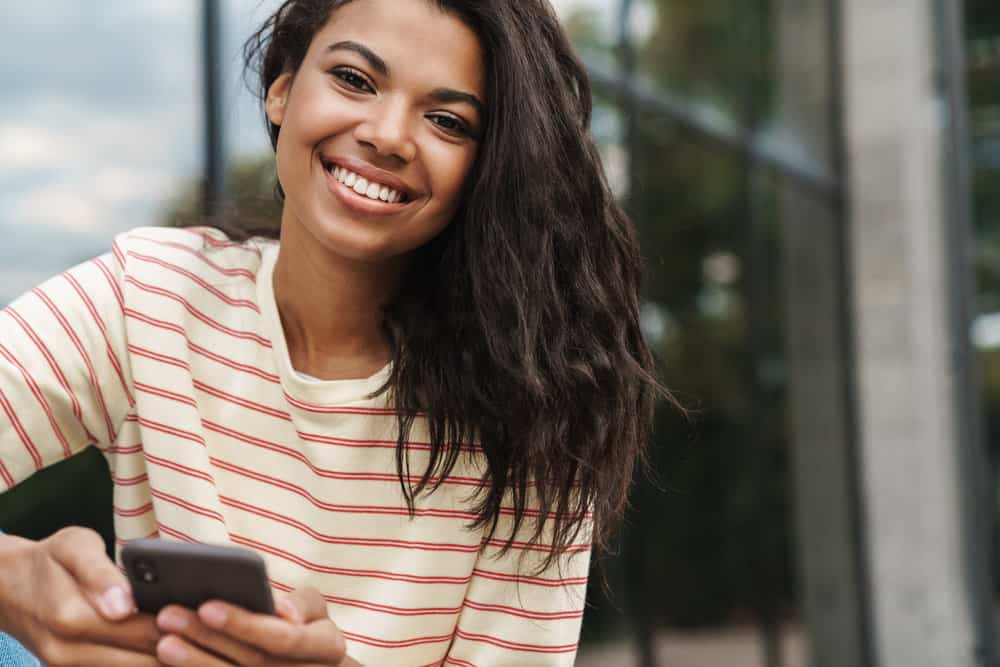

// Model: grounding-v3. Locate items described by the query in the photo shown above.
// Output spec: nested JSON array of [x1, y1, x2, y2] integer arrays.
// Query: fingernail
[[199, 603, 227, 627], [99, 586, 133, 618], [158, 637, 188, 665], [157, 608, 187, 633]]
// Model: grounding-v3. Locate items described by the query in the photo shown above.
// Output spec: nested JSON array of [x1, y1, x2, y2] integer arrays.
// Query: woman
[[0, 0, 667, 664]]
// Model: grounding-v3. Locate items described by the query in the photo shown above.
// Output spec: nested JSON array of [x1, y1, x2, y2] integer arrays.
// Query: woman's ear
[[266, 73, 293, 126]]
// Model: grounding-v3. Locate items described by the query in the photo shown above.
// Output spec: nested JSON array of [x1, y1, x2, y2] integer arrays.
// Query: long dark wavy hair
[[232, 0, 677, 572]]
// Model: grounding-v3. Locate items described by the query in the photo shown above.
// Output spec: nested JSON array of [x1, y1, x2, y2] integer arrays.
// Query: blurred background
[[1, 1, 998, 665]]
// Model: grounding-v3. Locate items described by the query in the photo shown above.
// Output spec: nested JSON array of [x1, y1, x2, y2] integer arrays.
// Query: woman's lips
[[323, 162, 412, 216]]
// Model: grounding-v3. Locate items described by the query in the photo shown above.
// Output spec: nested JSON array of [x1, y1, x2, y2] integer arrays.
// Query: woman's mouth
[[329, 164, 408, 203], [319, 158, 416, 216]]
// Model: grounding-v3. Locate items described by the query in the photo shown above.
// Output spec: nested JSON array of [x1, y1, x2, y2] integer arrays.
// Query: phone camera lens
[[134, 559, 158, 584]]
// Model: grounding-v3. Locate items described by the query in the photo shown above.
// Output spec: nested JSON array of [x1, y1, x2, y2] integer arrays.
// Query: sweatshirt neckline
[[255, 242, 392, 406]]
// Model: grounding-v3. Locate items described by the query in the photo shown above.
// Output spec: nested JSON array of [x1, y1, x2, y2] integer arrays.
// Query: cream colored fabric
[[0, 227, 590, 666]]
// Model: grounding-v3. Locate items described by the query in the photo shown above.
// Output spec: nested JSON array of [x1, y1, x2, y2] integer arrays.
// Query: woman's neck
[[272, 221, 402, 380]]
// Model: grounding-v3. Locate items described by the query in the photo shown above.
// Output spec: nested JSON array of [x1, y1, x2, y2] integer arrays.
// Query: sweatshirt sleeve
[[443, 510, 593, 666], [0, 250, 134, 490]]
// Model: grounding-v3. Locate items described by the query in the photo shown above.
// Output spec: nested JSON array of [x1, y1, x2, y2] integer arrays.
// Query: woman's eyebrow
[[429, 88, 485, 117], [325, 40, 388, 76]]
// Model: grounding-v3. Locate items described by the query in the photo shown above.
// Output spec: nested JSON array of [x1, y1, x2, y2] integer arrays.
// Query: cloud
[[9, 184, 105, 232]]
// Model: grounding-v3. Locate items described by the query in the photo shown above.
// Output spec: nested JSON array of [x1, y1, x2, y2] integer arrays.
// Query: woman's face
[[266, 0, 485, 265]]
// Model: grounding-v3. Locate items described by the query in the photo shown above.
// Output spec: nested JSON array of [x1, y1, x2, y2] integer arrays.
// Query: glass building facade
[[2, 1, 999, 665]]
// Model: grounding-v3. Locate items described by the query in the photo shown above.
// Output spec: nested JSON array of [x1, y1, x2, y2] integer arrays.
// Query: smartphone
[[121, 539, 275, 615]]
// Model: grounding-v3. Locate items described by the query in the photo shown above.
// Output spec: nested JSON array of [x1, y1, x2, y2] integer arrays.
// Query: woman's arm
[[0, 248, 152, 663], [0, 248, 134, 488]]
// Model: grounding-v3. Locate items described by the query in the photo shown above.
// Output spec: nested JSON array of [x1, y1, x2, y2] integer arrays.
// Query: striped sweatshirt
[[0, 226, 591, 666]]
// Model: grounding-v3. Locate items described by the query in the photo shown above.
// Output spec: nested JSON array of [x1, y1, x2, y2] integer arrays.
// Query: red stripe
[[126, 250, 260, 311], [114, 502, 154, 517], [0, 341, 72, 459], [219, 496, 481, 553], [172, 379, 446, 452], [128, 233, 258, 281], [111, 239, 127, 271], [63, 271, 134, 407], [274, 577, 579, 622], [461, 599, 583, 621], [105, 443, 143, 455], [202, 420, 482, 487], [115, 529, 160, 546], [135, 381, 197, 408], [471, 568, 588, 589], [183, 227, 264, 256], [192, 380, 290, 421], [453, 628, 577, 654], [125, 308, 185, 336], [0, 461, 13, 489], [33, 286, 116, 442], [146, 452, 215, 484], [444, 658, 476, 667], [151, 488, 225, 524], [0, 386, 42, 469], [111, 472, 149, 486], [123, 276, 271, 347], [189, 342, 280, 383], [5, 307, 99, 444], [136, 416, 206, 447], [284, 392, 400, 415], [123, 311, 280, 383], [93, 256, 125, 311], [483, 538, 590, 555], [128, 344, 189, 371], [209, 457, 478, 520], [340, 628, 453, 650], [230, 534, 472, 586], [270, 579, 461, 617], [158, 523, 199, 543], [191, 381, 456, 453], [296, 429, 439, 451]]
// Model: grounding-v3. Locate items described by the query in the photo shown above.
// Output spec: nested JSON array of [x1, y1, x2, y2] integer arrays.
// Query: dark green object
[[0, 448, 115, 558]]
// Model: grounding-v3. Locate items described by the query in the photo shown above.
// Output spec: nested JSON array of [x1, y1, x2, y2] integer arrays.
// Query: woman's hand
[[0, 527, 161, 666], [155, 587, 362, 666]]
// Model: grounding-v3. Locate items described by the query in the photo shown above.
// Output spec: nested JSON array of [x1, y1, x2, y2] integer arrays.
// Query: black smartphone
[[121, 539, 275, 615]]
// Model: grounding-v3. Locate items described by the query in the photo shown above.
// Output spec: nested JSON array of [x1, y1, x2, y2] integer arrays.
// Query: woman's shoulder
[[110, 225, 277, 285]]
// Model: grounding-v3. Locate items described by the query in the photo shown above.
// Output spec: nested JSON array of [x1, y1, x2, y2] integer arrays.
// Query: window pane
[[967, 0, 1000, 634], [0, 1, 201, 306], [0, 0, 201, 551], [570, 1, 825, 665]]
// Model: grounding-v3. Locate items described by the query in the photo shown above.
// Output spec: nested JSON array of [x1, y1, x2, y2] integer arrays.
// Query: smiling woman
[[0, 1, 674, 665]]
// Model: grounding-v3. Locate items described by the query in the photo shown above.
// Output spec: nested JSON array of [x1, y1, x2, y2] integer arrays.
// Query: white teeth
[[329, 164, 405, 203]]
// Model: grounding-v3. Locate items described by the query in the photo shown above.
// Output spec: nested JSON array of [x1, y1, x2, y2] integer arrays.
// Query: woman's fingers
[[277, 588, 328, 624], [44, 526, 135, 621], [157, 605, 268, 665], [30, 532, 160, 655], [33, 638, 161, 667], [189, 596, 345, 662]]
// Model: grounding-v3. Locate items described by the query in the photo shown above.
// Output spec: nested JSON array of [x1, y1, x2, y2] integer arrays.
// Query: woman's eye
[[331, 68, 373, 93], [429, 114, 470, 136]]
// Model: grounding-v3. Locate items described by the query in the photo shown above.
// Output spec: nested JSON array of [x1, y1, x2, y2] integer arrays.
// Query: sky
[[0, 0, 615, 306]]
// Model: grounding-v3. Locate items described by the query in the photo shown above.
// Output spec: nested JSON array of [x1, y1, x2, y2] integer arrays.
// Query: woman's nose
[[353, 98, 417, 163]]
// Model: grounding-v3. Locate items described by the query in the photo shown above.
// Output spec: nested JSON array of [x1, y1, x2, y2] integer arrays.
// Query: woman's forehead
[[308, 0, 485, 94]]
